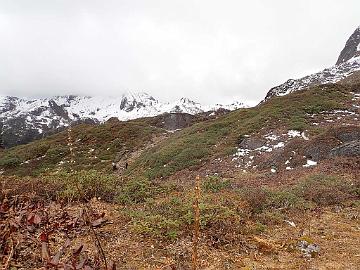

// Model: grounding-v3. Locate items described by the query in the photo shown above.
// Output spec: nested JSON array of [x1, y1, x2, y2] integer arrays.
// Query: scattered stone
[[330, 140, 360, 157], [285, 220, 296, 227], [298, 240, 320, 258]]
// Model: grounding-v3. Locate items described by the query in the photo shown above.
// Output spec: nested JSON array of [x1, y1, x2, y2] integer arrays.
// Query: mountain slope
[[2, 82, 358, 178], [0, 92, 246, 148], [265, 26, 360, 100], [127, 83, 358, 180]]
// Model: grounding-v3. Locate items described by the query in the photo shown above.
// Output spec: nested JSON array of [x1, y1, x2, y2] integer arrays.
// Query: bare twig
[[4, 238, 15, 270], [75, 183, 108, 269]]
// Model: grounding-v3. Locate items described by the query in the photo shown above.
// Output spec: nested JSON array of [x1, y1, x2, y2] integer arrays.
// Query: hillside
[[126, 83, 359, 181]]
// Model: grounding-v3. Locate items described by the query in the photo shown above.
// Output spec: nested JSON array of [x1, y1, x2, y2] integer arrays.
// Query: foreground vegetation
[[2, 170, 358, 241]]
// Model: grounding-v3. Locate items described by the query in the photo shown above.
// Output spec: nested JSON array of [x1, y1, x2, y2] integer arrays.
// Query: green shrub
[[46, 170, 118, 202], [202, 176, 230, 193], [254, 222, 267, 233], [124, 192, 242, 241], [0, 156, 22, 168], [267, 190, 308, 210], [25, 142, 50, 159], [294, 174, 355, 206], [288, 115, 307, 131], [116, 177, 153, 204], [46, 145, 69, 162]]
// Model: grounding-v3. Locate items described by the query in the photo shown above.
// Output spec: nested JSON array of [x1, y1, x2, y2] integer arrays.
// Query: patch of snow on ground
[[265, 134, 279, 141], [273, 142, 285, 149], [301, 132, 309, 140], [285, 220, 296, 227], [233, 148, 251, 157], [255, 145, 273, 152], [303, 160, 317, 167], [288, 130, 301, 137]]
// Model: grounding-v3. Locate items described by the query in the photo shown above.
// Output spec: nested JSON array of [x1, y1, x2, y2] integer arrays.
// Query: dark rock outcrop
[[336, 27, 360, 65], [331, 140, 360, 157], [264, 26, 360, 101]]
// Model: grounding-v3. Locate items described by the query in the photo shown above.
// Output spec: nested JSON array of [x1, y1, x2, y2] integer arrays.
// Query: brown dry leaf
[[39, 231, 48, 242], [73, 244, 84, 257], [33, 213, 42, 225], [41, 242, 50, 262], [253, 236, 280, 252], [50, 239, 71, 266], [91, 217, 107, 227], [107, 260, 116, 270]]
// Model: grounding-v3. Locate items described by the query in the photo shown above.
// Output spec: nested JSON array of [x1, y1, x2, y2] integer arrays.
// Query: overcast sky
[[0, 0, 359, 105]]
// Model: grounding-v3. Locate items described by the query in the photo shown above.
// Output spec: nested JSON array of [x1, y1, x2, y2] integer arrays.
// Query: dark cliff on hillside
[[264, 26, 360, 101], [336, 26, 360, 65]]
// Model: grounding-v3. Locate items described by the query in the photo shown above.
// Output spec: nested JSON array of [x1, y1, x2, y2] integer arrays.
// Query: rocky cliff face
[[264, 26, 360, 100], [337, 26, 360, 65], [0, 93, 246, 148]]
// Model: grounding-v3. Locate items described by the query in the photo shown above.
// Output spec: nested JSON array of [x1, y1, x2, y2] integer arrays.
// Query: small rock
[[298, 240, 320, 258]]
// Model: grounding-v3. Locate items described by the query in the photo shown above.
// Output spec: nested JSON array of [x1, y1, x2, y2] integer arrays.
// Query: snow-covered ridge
[[0, 92, 247, 147], [264, 26, 360, 100], [0, 92, 246, 123], [265, 56, 360, 99]]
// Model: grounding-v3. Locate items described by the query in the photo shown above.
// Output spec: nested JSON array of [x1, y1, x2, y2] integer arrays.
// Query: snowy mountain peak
[[0, 92, 247, 148], [265, 26, 360, 100], [179, 97, 199, 105], [336, 26, 360, 65]]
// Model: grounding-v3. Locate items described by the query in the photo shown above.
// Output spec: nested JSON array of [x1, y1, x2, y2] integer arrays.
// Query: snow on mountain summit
[[0, 92, 247, 147], [265, 26, 360, 100]]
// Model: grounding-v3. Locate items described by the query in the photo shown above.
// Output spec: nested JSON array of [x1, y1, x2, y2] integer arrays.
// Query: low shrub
[[124, 192, 243, 241], [202, 176, 230, 193], [116, 177, 154, 204], [0, 156, 22, 168], [46, 170, 118, 202], [294, 174, 355, 206], [240, 187, 268, 213], [46, 145, 69, 162]]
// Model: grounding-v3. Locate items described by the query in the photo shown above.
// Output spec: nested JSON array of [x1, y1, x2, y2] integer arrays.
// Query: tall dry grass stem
[[192, 175, 201, 270]]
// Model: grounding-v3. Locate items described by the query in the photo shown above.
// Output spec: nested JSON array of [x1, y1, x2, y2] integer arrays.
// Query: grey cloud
[[0, 0, 359, 104]]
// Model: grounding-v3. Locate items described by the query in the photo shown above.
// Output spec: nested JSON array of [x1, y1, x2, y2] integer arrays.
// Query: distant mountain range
[[265, 26, 360, 100], [0, 92, 246, 148]]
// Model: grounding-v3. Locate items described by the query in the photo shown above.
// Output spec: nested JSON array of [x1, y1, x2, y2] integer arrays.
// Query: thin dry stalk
[[67, 127, 76, 168], [75, 183, 108, 269], [4, 238, 15, 270], [192, 175, 201, 270], [84, 208, 108, 269]]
